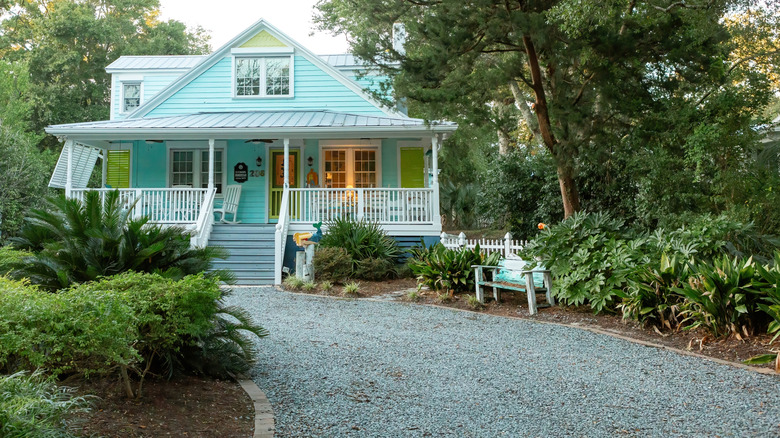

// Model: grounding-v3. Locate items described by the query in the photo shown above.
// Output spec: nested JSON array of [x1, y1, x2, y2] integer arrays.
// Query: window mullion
[[260, 58, 267, 97]]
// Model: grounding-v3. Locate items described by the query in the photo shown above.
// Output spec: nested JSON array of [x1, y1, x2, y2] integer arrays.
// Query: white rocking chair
[[214, 185, 242, 223]]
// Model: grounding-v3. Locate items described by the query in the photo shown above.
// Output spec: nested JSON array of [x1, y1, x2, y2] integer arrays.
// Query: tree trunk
[[522, 34, 581, 218], [556, 160, 581, 218]]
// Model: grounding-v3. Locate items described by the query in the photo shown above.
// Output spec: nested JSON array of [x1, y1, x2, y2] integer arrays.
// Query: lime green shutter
[[399, 147, 425, 188], [105, 150, 130, 188]]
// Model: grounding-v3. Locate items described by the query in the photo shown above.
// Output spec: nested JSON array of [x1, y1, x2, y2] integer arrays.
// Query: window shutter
[[400, 147, 425, 188], [105, 150, 130, 188]]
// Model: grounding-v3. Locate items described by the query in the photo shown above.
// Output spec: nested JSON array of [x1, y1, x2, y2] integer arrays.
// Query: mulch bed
[[71, 375, 254, 437], [283, 278, 779, 372]]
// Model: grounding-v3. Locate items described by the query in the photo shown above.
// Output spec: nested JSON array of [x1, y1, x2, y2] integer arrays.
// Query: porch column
[[283, 138, 290, 188], [208, 138, 215, 191], [64, 139, 74, 199], [101, 149, 107, 188], [431, 135, 442, 225]]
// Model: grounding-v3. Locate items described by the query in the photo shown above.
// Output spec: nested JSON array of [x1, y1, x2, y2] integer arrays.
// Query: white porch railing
[[287, 188, 435, 224], [70, 188, 210, 224], [69, 187, 216, 248], [440, 232, 528, 258]]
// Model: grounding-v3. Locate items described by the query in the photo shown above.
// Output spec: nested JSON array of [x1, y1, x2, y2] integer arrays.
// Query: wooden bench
[[472, 262, 554, 315]]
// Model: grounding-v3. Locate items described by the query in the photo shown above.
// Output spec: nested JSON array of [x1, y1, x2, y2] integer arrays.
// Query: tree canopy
[[315, 0, 780, 221]]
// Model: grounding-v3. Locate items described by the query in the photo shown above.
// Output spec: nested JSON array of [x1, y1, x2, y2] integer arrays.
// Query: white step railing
[[274, 188, 292, 285], [70, 188, 209, 224], [191, 188, 217, 248], [288, 188, 434, 224]]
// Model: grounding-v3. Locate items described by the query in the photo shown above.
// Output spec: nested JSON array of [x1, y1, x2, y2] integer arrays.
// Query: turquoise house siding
[[132, 141, 167, 187], [226, 140, 267, 223], [113, 74, 182, 121], [144, 74, 182, 101], [381, 139, 399, 188], [146, 56, 388, 118]]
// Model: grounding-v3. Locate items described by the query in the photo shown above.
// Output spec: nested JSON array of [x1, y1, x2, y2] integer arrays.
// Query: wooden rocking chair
[[214, 185, 242, 223]]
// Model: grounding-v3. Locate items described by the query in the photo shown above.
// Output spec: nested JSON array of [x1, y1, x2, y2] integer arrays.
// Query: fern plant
[[10, 191, 230, 291]]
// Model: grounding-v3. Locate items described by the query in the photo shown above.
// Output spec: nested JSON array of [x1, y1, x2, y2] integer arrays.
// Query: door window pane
[[172, 151, 194, 186], [353, 150, 377, 188], [324, 150, 347, 188]]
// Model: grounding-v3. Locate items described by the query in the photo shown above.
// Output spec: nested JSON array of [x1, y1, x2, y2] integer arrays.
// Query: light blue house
[[45, 19, 456, 284]]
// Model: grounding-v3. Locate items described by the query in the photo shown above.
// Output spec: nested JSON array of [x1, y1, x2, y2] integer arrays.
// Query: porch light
[[256, 156, 263, 167], [245, 139, 275, 144], [307, 156, 313, 167], [145, 139, 163, 144]]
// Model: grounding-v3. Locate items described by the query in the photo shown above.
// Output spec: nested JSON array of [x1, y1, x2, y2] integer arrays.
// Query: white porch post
[[64, 139, 74, 199], [208, 138, 215, 191], [431, 134, 441, 226], [101, 149, 107, 188], [283, 138, 290, 188]]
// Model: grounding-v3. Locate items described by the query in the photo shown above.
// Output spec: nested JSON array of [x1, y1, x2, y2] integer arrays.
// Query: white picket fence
[[440, 232, 527, 258]]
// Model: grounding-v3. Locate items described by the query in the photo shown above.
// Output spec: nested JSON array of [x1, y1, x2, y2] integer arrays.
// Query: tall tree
[[0, 0, 210, 148], [315, 0, 778, 218]]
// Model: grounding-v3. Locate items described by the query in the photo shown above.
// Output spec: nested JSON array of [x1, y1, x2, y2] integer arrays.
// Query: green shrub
[[9, 191, 230, 291], [0, 246, 31, 276], [0, 371, 89, 438], [405, 290, 422, 302], [320, 280, 334, 293], [755, 252, 780, 343], [676, 255, 764, 338], [342, 281, 360, 297], [619, 254, 690, 331], [355, 257, 395, 281], [523, 212, 651, 313], [283, 275, 305, 291], [319, 218, 400, 268], [0, 272, 267, 398], [302, 280, 317, 292], [408, 242, 500, 295], [466, 295, 485, 310], [313, 246, 353, 282]]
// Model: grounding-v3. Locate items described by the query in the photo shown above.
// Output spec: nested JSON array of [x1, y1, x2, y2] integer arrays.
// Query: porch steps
[[207, 224, 276, 285]]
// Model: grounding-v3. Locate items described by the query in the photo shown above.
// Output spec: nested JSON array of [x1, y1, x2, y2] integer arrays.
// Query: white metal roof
[[45, 110, 457, 141], [106, 55, 207, 71]]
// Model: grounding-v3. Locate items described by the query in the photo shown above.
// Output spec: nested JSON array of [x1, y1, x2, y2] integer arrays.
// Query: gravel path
[[227, 287, 780, 437]]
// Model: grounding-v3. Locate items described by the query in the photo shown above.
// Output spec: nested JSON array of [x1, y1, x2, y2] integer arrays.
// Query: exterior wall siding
[[146, 55, 388, 117], [132, 141, 167, 187], [381, 139, 399, 187], [112, 73, 183, 121], [226, 140, 267, 223]]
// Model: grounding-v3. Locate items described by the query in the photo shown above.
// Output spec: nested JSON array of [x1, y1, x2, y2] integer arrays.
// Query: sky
[[158, 0, 351, 55]]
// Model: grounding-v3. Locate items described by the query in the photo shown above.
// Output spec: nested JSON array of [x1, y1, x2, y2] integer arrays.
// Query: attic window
[[235, 56, 291, 97], [122, 83, 141, 113]]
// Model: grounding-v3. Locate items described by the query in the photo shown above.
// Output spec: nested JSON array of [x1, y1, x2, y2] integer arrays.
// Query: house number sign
[[233, 162, 248, 183]]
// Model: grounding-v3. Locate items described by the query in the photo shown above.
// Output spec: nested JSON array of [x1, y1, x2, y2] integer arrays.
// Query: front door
[[269, 150, 299, 220]]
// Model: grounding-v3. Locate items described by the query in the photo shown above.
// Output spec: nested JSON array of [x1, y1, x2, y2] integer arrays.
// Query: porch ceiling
[[45, 110, 457, 142]]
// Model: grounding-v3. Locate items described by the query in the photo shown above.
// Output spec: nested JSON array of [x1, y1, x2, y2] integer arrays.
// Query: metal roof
[[107, 54, 371, 72], [46, 110, 457, 140], [106, 55, 207, 71]]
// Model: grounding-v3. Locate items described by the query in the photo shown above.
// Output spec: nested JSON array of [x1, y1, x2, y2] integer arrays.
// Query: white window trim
[[319, 142, 382, 188], [231, 54, 295, 99], [166, 146, 228, 197], [120, 81, 143, 114]]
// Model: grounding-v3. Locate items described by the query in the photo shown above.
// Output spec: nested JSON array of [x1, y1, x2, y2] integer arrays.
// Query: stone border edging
[[274, 286, 777, 376], [238, 378, 275, 438]]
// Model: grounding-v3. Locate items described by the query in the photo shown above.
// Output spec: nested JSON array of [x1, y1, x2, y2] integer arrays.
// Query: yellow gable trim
[[240, 30, 287, 48]]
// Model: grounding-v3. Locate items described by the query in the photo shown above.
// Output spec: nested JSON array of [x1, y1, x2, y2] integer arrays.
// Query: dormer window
[[122, 82, 141, 113], [235, 56, 291, 97]]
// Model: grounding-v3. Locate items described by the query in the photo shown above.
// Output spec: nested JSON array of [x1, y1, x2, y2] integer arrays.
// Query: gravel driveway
[[227, 287, 780, 437]]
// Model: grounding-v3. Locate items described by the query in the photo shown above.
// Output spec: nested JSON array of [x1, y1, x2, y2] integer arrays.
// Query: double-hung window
[[323, 148, 378, 188], [122, 83, 141, 113], [235, 56, 291, 97], [170, 149, 225, 194]]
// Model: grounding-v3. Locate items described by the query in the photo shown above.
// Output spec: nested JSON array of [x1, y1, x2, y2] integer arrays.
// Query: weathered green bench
[[472, 258, 554, 315]]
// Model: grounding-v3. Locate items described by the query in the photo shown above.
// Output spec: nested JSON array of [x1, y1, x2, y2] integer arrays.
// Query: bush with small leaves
[[319, 280, 334, 294], [342, 281, 361, 297], [282, 276, 305, 291], [313, 246, 353, 282], [355, 257, 396, 281], [466, 295, 485, 310]]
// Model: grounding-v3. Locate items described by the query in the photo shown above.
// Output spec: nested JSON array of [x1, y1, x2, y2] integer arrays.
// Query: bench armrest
[[471, 265, 499, 269]]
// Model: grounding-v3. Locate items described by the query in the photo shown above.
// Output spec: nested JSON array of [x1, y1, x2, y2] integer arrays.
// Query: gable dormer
[[126, 20, 401, 119]]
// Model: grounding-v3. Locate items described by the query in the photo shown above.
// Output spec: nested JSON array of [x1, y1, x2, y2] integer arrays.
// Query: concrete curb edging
[[238, 378, 275, 438], [274, 287, 778, 376]]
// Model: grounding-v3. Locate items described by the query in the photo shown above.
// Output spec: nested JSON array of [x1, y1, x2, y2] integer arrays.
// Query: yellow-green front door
[[269, 150, 299, 220]]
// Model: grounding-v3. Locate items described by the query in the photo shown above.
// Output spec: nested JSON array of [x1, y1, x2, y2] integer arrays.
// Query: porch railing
[[274, 188, 292, 284], [70, 188, 209, 224], [287, 188, 435, 224]]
